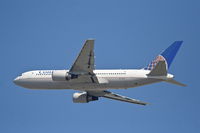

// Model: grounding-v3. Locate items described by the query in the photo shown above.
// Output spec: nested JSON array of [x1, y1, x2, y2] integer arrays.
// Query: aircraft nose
[[13, 76, 20, 85]]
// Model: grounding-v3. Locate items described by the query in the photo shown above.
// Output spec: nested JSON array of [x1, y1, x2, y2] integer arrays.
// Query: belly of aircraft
[[19, 77, 161, 90]]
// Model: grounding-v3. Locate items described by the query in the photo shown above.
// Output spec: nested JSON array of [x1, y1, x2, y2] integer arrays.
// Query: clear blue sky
[[0, 0, 199, 133]]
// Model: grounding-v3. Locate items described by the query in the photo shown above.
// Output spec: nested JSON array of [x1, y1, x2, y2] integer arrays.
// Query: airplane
[[13, 39, 186, 105]]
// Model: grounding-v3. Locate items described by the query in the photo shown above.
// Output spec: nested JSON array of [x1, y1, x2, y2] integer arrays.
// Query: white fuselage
[[14, 69, 173, 91]]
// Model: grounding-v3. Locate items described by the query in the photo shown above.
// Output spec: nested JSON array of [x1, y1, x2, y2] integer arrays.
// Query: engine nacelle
[[52, 70, 78, 81], [73, 92, 98, 103]]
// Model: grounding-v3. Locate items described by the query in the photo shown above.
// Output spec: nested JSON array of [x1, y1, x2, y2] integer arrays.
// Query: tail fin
[[144, 41, 183, 71], [145, 41, 186, 86], [147, 61, 167, 76]]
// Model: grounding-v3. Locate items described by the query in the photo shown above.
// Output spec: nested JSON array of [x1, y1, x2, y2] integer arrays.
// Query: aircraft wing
[[70, 39, 95, 74], [88, 90, 148, 105], [69, 39, 98, 83]]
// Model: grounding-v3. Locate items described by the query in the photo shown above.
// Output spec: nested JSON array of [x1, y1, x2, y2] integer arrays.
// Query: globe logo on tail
[[145, 55, 166, 70]]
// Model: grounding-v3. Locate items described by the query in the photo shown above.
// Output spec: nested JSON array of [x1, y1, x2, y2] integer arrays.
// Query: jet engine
[[52, 70, 78, 81], [73, 92, 98, 103]]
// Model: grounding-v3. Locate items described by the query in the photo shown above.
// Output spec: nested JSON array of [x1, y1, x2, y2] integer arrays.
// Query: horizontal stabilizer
[[165, 79, 187, 87]]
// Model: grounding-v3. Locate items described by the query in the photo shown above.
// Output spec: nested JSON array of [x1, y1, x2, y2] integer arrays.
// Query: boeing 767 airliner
[[14, 39, 186, 105]]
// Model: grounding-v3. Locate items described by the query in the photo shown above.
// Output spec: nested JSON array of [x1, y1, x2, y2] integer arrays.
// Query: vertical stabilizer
[[145, 41, 183, 71]]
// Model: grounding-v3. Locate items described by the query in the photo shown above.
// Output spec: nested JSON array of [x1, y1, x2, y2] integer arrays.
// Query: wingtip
[[182, 84, 187, 87], [143, 102, 150, 106], [138, 101, 149, 106]]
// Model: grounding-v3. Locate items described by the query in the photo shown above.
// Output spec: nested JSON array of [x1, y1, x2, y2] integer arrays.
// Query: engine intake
[[52, 70, 78, 81], [73, 92, 98, 103]]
